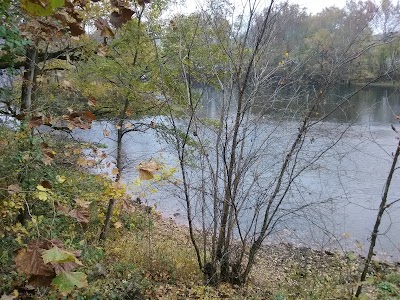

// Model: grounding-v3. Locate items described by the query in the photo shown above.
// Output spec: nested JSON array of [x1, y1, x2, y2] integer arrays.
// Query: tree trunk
[[21, 45, 38, 113], [17, 45, 38, 226], [355, 139, 400, 297], [99, 99, 128, 241]]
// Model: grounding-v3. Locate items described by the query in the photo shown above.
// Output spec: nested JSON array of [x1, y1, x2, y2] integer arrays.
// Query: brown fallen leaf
[[40, 180, 52, 189], [69, 207, 89, 224], [116, 197, 135, 213], [76, 157, 87, 167], [74, 198, 91, 208], [51, 260, 80, 274], [94, 18, 115, 38], [87, 96, 97, 107], [15, 241, 55, 276], [137, 0, 150, 6], [138, 160, 160, 180], [97, 44, 108, 57], [125, 108, 133, 117], [56, 205, 69, 216], [28, 116, 43, 128], [7, 184, 22, 195], [0, 139, 8, 150], [73, 148, 82, 155], [109, 7, 134, 28], [139, 169, 154, 180], [82, 111, 96, 122], [114, 221, 123, 229], [111, 168, 119, 175], [40, 143, 55, 166], [86, 159, 96, 167]]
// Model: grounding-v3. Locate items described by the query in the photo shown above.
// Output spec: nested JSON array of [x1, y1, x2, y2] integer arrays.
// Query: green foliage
[[21, 0, 65, 16], [74, 19, 162, 119], [52, 271, 88, 293], [376, 279, 400, 299], [161, 12, 230, 89], [81, 246, 105, 266], [0, 125, 112, 296], [0, 1, 31, 64], [42, 246, 82, 264], [385, 272, 400, 286], [273, 292, 287, 300]]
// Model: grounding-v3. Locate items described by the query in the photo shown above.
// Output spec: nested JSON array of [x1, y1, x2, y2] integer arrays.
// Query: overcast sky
[[177, 0, 350, 16], [290, 0, 347, 14]]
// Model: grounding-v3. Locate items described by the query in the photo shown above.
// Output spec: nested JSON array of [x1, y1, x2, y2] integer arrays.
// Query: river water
[[74, 84, 400, 261]]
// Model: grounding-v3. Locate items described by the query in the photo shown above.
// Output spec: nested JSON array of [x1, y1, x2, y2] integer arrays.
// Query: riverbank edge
[[137, 209, 400, 298]]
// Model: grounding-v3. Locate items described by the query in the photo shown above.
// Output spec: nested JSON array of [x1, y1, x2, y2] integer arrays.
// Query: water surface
[[74, 84, 400, 261]]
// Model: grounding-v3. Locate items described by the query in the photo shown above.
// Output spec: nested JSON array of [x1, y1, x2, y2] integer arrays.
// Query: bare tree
[[153, 0, 393, 285]]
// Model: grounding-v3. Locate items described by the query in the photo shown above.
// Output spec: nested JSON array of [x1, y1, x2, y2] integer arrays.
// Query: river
[[74, 84, 400, 261]]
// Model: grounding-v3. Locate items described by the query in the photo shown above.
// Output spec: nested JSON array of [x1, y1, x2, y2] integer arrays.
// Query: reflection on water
[[74, 84, 400, 261], [325, 85, 400, 124], [201, 84, 400, 124]]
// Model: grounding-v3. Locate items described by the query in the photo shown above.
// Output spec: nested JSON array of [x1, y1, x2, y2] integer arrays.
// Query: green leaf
[[346, 251, 357, 261], [366, 276, 375, 284], [52, 271, 88, 293], [42, 247, 81, 265], [358, 293, 369, 300], [21, 0, 65, 16]]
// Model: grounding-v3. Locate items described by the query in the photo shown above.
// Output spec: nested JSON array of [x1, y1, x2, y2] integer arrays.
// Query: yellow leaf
[[37, 192, 48, 201], [114, 221, 122, 229], [111, 168, 119, 175], [56, 175, 67, 183], [36, 185, 48, 192], [133, 178, 141, 186]]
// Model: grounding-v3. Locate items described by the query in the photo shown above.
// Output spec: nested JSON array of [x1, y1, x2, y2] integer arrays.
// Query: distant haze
[[176, 0, 352, 15], [289, 0, 348, 14]]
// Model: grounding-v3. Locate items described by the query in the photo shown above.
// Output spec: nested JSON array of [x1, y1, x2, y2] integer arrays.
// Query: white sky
[[290, 0, 348, 14], [177, 0, 350, 15]]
